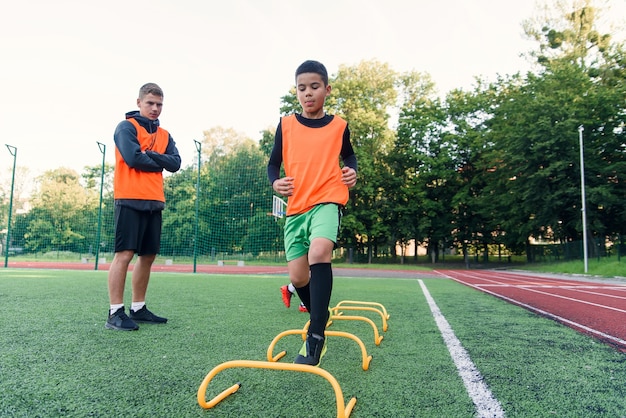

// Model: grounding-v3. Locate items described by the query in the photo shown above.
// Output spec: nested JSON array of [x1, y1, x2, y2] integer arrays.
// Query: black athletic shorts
[[114, 205, 162, 255]]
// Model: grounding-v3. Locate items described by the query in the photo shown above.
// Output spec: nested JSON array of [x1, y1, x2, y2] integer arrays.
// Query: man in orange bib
[[106, 83, 181, 331]]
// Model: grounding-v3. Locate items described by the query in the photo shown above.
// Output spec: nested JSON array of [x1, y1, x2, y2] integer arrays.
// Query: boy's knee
[[290, 270, 309, 287], [308, 244, 333, 264]]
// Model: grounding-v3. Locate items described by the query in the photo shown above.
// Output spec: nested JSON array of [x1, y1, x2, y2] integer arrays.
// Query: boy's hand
[[273, 176, 294, 196], [341, 167, 357, 188]]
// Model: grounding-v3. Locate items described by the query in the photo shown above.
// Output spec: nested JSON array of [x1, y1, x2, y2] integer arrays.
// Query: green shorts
[[284, 204, 342, 261]]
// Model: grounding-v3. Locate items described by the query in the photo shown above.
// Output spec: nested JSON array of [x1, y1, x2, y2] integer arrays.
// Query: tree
[[80, 163, 115, 255], [258, 128, 275, 158], [394, 71, 449, 262], [331, 60, 398, 262], [523, 0, 614, 69], [164, 126, 282, 258], [22, 168, 98, 253], [159, 165, 199, 257], [484, 0, 626, 258], [204, 139, 278, 256], [0, 166, 34, 240], [201, 126, 251, 162], [82, 163, 114, 197]]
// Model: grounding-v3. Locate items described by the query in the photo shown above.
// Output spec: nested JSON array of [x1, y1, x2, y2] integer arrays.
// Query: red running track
[[3, 261, 288, 275], [436, 269, 626, 352]]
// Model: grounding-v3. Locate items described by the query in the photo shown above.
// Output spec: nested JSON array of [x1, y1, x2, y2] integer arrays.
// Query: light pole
[[578, 126, 588, 273], [4, 144, 17, 268]]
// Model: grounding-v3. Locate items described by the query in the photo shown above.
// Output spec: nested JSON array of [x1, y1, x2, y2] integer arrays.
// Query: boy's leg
[[287, 255, 311, 310], [308, 261, 333, 336], [294, 238, 334, 366], [307, 234, 335, 334], [287, 205, 338, 364], [280, 283, 297, 308]]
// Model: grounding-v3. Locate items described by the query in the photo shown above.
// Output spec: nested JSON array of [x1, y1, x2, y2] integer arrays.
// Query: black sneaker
[[105, 307, 139, 331], [129, 306, 168, 324], [294, 333, 327, 366]]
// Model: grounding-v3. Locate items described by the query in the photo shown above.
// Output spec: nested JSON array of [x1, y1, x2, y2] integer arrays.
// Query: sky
[[1, 0, 624, 181]]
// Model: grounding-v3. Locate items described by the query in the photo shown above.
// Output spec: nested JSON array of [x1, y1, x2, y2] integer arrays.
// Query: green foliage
[[159, 141, 282, 260], [523, 0, 614, 70], [10, 168, 100, 254], [2, 1, 625, 265], [516, 255, 626, 278], [332, 61, 399, 260]]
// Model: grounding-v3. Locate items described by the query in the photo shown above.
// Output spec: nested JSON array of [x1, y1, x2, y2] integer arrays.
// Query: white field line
[[418, 279, 505, 418], [439, 274, 626, 348]]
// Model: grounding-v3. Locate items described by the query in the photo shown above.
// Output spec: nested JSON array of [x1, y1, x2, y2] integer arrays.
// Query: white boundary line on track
[[438, 273, 626, 348], [452, 271, 626, 315], [418, 279, 505, 418], [466, 272, 626, 301]]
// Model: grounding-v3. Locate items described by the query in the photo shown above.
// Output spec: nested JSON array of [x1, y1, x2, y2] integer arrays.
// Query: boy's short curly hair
[[295, 60, 328, 86], [139, 83, 163, 99]]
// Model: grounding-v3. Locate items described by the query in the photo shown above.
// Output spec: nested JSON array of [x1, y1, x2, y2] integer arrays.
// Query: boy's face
[[137, 93, 163, 121], [296, 72, 331, 119]]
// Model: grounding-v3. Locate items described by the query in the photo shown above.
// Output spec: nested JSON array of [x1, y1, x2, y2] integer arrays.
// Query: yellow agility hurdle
[[305, 314, 384, 346], [334, 300, 390, 320], [197, 360, 357, 418], [329, 315, 384, 346], [331, 305, 389, 332], [267, 329, 373, 370]]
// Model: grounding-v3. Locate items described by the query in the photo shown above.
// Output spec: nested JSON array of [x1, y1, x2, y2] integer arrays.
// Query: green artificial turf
[[0, 268, 625, 417], [521, 258, 626, 279], [428, 279, 626, 417]]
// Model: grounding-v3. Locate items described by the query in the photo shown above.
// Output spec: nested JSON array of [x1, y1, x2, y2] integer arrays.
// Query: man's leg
[[131, 254, 156, 303], [129, 254, 167, 323], [107, 250, 134, 305], [106, 250, 138, 330]]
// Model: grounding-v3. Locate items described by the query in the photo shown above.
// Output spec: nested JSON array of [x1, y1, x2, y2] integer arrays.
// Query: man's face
[[137, 93, 163, 120]]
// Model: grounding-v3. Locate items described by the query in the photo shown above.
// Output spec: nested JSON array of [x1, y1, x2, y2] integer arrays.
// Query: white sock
[[110, 303, 124, 316], [288, 283, 296, 294], [131, 301, 146, 312]]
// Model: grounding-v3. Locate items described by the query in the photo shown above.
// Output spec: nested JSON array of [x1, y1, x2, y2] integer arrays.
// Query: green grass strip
[[426, 278, 626, 417]]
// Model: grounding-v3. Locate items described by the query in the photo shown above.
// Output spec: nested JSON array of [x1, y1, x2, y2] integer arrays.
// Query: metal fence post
[[193, 140, 201, 273], [95, 142, 106, 270], [4, 145, 17, 268]]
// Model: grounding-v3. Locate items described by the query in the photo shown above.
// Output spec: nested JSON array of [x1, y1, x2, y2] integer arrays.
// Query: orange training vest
[[281, 114, 349, 215], [114, 118, 169, 202]]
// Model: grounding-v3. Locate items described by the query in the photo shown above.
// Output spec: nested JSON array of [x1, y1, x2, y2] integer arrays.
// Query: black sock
[[308, 263, 333, 336], [295, 282, 311, 312]]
